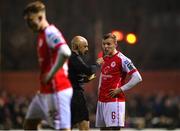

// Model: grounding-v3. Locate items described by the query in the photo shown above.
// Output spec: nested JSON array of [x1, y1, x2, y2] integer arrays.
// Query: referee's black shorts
[[71, 89, 89, 126]]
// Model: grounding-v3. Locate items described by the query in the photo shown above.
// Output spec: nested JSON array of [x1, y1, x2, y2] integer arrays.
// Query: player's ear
[[38, 16, 42, 22]]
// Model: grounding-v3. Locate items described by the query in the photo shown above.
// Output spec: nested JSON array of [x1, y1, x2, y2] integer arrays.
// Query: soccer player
[[68, 36, 99, 130], [23, 1, 72, 130], [95, 33, 142, 130]]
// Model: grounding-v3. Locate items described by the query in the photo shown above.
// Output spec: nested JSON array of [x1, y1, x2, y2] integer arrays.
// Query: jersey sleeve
[[45, 26, 67, 49], [121, 54, 137, 75]]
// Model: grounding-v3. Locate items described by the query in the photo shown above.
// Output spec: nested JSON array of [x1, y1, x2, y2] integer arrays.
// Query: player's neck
[[109, 50, 117, 57], [40, 19, 49, 31]]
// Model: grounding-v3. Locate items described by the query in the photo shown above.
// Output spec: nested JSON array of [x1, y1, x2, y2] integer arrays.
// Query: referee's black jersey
[[68, 51, 97, 91]]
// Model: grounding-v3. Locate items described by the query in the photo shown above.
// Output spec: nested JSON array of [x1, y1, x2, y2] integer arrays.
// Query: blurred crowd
[[0, 88, 30, 129], [0, 88, 179, 129], [126, 93, 180, 129]]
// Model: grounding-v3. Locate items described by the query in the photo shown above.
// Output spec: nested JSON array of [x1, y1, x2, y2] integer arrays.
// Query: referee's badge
[[111, 61, 116, 67]]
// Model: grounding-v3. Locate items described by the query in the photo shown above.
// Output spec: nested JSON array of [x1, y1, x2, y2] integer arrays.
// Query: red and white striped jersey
[[37, 25, 71, 94], [98, 51, 137, 102]]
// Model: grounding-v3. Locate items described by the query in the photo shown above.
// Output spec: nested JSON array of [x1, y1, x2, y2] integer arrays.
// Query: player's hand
[[88, 74, 96, 81], [41, 73, 52, 84], [96, 57, 104, 65], [108, 88, 122, 98]]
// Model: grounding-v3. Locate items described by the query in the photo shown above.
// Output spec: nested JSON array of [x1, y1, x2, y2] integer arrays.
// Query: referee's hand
[[96, 57, 104, 65], [88, 74, 96, 81]]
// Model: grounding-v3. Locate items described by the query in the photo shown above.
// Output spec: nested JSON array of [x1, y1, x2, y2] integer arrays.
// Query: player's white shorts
[[95, 101, 125, 127], [25, 88, 73, 129]]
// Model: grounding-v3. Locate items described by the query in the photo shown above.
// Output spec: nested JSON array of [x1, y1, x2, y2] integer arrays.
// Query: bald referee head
[[71, 36, 88, 55]]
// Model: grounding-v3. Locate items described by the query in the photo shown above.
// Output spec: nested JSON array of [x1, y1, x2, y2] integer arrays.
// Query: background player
[[68, 36, 100, 130], [23, 1, 72, 130], [96, 33, 142, 130]]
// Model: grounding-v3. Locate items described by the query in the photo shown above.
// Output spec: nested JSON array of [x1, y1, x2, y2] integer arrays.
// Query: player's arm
[[109, 71, 142, 97], [118, 71, 142, 92], [121, 71, 142, 91], [43, 27, 71, 83], [109, 54, 142, 97], [44, 44, 71, 83]]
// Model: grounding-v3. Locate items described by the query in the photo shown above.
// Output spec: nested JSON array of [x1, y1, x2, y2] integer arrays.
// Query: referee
[[68, 36, 99, 130]]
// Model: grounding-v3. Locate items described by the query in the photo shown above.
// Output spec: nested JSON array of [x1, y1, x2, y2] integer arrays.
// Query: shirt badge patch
[[127, 63, 134, 70], [48, 33, 61, 44], [111, 61, 116, 67], [53, 37, 60, 44]]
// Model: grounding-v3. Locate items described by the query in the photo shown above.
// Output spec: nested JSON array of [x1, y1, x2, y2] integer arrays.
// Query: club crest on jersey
[[111, 61, 116, 67]]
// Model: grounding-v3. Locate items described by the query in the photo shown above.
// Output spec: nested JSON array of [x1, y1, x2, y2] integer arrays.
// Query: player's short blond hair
[[23, 1, 45, 18], [103, 33, 117, 43]]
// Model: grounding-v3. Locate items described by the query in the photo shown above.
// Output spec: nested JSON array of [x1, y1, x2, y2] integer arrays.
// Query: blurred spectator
[[0, 88, 32, 129], [0, 88, 179, 129]]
